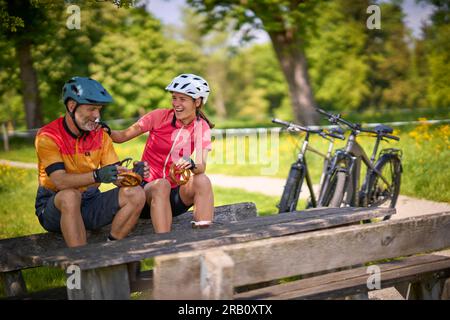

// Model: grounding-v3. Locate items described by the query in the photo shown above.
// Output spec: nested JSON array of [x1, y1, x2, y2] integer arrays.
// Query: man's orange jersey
[[35, 117, 119, 192]]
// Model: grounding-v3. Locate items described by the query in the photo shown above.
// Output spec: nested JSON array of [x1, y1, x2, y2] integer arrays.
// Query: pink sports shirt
[[137, 108, 212, 188]]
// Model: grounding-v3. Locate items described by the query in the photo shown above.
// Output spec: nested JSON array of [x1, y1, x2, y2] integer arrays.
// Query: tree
[[0, 0, 59, 129], [0, 0, 137, 129], [175, 7, 231, 120], [419, 0, 450, 108], [304, 0, 370, 112], [364, 2, 416, 110], [187, 0, 320, 125], [227, 43, 288, 120]]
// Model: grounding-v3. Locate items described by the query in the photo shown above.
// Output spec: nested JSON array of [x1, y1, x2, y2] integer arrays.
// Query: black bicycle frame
[[294, 132, 335, 208], [339, 132, 393, 206]]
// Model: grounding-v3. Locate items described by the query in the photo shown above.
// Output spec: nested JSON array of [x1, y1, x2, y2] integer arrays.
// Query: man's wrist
[[93, 169, 101, 183]]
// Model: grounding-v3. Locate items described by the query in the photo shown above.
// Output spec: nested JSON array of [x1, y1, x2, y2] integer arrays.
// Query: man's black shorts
[[35, 186, 120, 233], [139, 183, 193, 219]]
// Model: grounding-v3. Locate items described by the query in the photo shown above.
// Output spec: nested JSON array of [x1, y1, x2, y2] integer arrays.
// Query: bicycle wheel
[[320, 164, 347, 207], [278, 164, 305, 213], [365, 155, 402, 221]]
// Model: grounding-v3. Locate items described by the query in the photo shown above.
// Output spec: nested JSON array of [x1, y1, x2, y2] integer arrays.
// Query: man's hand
[[133, 161, 149, 179], [93, 164, 118, 183]]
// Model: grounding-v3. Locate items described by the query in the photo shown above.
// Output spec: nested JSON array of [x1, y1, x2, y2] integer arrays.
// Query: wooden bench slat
[[0, 202, 256, 273], [235, 250, 450, 299], [38, 207, 395, 270], [152, 212, 450, 299]]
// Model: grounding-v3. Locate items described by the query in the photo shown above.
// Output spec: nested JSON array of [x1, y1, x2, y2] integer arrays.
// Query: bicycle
[[316, 108, 402, 221], [272, 118, 345, 213]]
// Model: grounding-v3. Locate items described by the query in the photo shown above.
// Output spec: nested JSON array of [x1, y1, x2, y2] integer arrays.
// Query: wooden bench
[[153, 211, 450, 300], [1, 205, 395, 299], [0, 202, 257, 298]]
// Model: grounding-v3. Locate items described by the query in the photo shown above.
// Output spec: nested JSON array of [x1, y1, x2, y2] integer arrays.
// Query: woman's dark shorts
[[139, 183, 193, 219], [35, 186, 120, 233]]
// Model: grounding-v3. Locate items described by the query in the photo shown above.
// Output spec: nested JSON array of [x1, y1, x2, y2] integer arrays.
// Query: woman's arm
[[110, 123, 143, 144], [176, 149, 209, 174], [192, 148, 209, 174]]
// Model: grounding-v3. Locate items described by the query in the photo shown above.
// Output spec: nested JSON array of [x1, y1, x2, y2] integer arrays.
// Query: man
[[34, 76, 148, 247]]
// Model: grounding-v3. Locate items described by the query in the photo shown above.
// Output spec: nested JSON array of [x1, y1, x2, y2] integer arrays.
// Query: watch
[[189, 158, 197, 171]]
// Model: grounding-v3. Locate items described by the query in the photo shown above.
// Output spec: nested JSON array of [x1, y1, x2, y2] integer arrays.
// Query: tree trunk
[[213, 89, 227, 120], [16, 40, 43, 130], [268, 30, 319, 126]]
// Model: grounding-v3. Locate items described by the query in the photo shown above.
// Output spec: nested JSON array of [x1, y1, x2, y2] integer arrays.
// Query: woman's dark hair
[[196, 108, 215, 129]]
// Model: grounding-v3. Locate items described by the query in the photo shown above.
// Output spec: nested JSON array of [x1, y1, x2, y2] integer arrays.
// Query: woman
[[110, 74, 214, 233]]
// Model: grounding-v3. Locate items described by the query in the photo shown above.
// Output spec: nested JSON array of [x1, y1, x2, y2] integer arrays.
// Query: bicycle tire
[[320, 165, 347, 207], [365, 155, 402, 221], [278, 164, 305, 213]]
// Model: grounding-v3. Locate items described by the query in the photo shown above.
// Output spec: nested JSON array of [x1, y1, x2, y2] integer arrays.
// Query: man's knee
[[120, 186, 146, 207], [55, 188, 81, 211]]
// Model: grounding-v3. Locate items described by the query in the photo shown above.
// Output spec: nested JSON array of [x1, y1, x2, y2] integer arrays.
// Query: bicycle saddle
[[374, 125, 393, 134]]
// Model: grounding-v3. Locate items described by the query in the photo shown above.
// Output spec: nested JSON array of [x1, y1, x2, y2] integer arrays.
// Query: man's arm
[[49, 170, 98, 190], [49, 163, 120, 190]]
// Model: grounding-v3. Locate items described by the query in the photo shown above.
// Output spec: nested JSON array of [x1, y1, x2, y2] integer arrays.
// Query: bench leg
[[0, 271, 27, 297], [400, 275, 448, 300], [441, 278, 450, 300], [67, 264, 130, 300], [200, 250, 234, 300], [127, 261, 141, 283]]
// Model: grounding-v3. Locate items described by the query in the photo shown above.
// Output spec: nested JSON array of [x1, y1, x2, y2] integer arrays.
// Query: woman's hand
[[175, 157, 194, 171]]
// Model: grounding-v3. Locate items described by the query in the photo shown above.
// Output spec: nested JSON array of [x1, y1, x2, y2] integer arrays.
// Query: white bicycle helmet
[[165, 74, 210, 105]]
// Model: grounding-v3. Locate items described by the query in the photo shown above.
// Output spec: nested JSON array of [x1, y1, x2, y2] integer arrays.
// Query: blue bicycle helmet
[[62, 77, 113, 136], [62, 76, 113, 105]]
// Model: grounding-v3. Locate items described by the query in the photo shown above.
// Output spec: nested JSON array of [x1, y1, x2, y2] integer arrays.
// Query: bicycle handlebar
[[315, 108, 400, 141], [272, 118, 310, 133], [325, 131, 345, 140], [316, 108, 357, 130], [272, 118, 292, 127], [383, 134, 400, 141], [272, 118, 345, 140]]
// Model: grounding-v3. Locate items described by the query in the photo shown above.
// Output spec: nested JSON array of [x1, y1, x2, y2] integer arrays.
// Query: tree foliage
[[0, 0, 448, 129]]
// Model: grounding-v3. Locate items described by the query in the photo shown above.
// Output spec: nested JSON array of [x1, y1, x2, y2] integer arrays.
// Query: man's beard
[[76, 115, 98, 131]]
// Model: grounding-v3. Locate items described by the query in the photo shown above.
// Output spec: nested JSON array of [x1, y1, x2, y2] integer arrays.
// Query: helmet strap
[[66, 101, 88, 137]]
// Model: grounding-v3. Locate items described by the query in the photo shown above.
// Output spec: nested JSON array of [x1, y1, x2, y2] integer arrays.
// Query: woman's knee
[[193, 173, 212, 190], [149, 179, 171, 197]]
